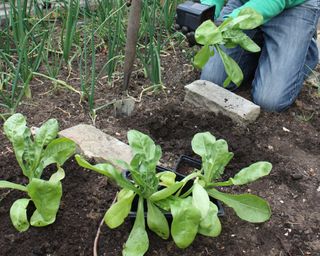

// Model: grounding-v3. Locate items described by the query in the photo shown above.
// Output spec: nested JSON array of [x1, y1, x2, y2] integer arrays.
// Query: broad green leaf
[[207, 188, 271, 223], [191, 132, 216, 157], [75, 155, 139, 193], [49, 167, 66, 183], [223, 29, 260, 53], [205, 139, 234, 181], [157, 171, 176, 187], [0, 180, 27, 192], [34, 138, 75, 178], [216, 45, 243, 87], [34, 119, 59, 148], [236, 34, 260, 52], [104, 189, 135, 228], [147, 200, 169, 239], [127, 130, 161, 162], [230, 161, 272, 185], [10, 199, 30, 232], [27, 178, 62, 225], [198, 202, 221, 237], [3, 113, 27, 144], [171, 197, 201, 249], [192, 132, 233, 181], [153, 196, 176, 212], [195, 20, 223, 45], [219, 15, 251, 32], [123, 196, 149, 256], [149, 182, 183, 201], [3, 113, 30, 176], [192, 182, 210, 219], [193, 45, 213, 69], [30, 209, 55, 227]]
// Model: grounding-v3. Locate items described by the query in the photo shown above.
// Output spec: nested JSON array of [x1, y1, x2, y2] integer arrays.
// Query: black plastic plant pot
[[123, 163, 224, 220], [175, 155, 225, 217]]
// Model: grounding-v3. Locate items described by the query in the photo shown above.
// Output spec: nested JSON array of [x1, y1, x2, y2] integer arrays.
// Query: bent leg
[[252, 0, 320, 112]]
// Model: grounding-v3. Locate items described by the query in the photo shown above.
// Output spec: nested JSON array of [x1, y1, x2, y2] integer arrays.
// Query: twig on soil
[[275, 234, 292, 256], [127, 84, 166, 103], [93, 194, 118, 256]]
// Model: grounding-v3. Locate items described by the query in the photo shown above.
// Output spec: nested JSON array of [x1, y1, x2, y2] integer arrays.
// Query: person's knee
[[200, 56, 227, 86], [252, 90, 291, 112]]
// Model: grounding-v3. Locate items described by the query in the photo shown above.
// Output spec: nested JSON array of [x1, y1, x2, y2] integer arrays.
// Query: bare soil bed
[[0, 45, 319, 256]]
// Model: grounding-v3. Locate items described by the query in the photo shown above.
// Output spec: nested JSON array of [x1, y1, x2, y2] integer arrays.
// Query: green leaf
[[149, 182, 183, 201], [3, 113, 31, 176], [223, 29, 260, 52], [157, 171, 176, 187], [49, 167, 66, 183], [3, 113, 27, 144], [10, 199, 30, 232], [195, 20, 223, 45], [171, 197, 201, 249], [198, 202, 221, 237], [27, 178, 62, 226], [192, 182, 210, 219], [123, 196, 149, 256], [147, 200, 169, 239], [127, 130, 161, 162], [216, 45, 243, 87], [75, 155, 139, 194], [193, 45, 213, 69], [0, 180, 27, 192], [34, 119, 59, 148], [230, 161, 272, 185], [207, 188, 271, 223], [104, 189, 135, 228], [192, 132, 233, 181], [191, 132, 216, 157], [34, 138, 75, 178]]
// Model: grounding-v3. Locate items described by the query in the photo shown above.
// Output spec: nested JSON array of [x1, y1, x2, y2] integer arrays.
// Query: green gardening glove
[[200, 0, 225, 19]]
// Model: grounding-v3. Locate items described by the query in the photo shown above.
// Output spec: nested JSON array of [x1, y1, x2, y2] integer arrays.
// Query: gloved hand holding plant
[[194, 8, 263, 87]]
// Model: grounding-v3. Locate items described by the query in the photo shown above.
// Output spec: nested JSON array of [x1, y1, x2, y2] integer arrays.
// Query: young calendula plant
[[194, 8, 263, 87], [76, 130, 272, 255], [0, 113, 76, 232]]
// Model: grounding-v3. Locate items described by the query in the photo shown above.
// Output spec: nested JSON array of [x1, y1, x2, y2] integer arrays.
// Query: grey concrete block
[[184, 80, 260, 125], [59, 124, 132, 168]]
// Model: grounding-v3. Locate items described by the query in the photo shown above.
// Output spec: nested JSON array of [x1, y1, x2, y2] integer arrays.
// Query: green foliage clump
[[77, 130, 272, 255], [0, 113, 76, 231]]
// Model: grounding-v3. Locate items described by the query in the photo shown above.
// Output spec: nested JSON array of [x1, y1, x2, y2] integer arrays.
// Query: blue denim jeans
[[200, 0, 320, 112]]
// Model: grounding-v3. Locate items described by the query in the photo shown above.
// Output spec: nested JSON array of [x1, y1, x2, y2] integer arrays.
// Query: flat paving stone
[[59, 124, 132, 169], [184, 80, 260, 125]]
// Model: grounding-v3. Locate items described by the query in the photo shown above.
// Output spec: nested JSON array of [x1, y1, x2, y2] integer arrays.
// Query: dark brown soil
[[0, 43, 319, 256]]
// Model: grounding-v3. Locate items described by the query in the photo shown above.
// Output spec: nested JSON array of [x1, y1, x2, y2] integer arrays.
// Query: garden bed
[[0, 46, 319, 255]]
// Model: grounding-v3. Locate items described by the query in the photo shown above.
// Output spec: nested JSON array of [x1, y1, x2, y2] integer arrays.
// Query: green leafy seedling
[[0, 113, 76, 231], [167, 131, 272, 248], [76, 130, 272, 255], [194, 8, 263, 87], [76, 130, 183, 256]]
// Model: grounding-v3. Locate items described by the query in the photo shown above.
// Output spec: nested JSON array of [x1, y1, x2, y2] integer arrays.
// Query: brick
[[184, 80, 260, 125], [59, 124, 132, 168]]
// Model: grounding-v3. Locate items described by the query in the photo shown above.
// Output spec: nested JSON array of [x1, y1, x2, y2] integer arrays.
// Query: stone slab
[[59, 124, 132, 168], [184, 80, 260, 125]]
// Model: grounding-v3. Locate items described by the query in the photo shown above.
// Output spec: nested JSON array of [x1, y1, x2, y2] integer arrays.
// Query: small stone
[[267, 145, 274, 150], [317, 186, 320, 192], [291, 173, 303, 180], [282, 127, 291, 132]]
